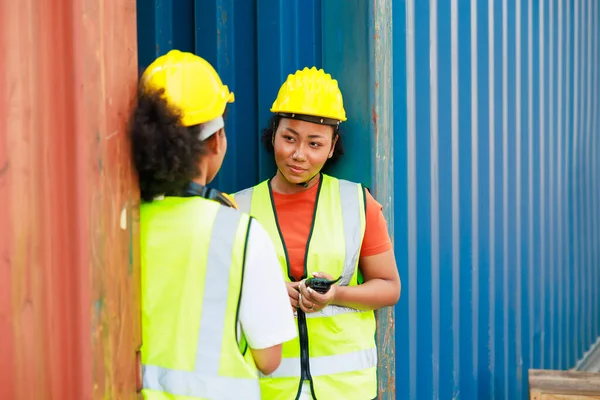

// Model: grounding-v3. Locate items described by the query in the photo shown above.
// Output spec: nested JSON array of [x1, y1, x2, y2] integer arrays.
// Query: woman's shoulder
[[230, 179, 271, 214], [323, 174, 374, 203], [322, 173, 365, 187], [232, 178, 270, 197]]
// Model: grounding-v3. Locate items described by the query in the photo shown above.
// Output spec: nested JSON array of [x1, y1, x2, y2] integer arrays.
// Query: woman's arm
[[297, 249, 401, 313], [240, 220, 298, 373], [297, 188, 401, 313], [332, 249, 400, 310]]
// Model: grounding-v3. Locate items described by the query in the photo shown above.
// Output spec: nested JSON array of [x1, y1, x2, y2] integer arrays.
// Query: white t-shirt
[[238, 219, 297, 349]]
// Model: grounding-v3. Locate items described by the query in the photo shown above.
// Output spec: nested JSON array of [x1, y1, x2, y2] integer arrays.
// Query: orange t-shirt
[[272, 183, 393, 281]]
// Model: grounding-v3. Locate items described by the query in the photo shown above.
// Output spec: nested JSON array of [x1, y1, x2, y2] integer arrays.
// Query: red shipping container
[[0, 1, 141, 398]]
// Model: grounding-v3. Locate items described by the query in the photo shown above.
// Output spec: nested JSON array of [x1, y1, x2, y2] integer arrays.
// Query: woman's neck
[[192, 161, 209, 186], [271, 170, 321, 194], [192, 176, 207, 186]]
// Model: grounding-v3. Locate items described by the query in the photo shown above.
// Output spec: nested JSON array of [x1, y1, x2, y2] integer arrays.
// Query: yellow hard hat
[[140, 50, 234, 127], [270, 67, 347, 123]]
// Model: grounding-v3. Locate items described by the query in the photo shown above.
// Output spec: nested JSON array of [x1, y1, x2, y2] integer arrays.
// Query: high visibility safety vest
[[140, 196, 260, 400], [234, 174, 378, 400]]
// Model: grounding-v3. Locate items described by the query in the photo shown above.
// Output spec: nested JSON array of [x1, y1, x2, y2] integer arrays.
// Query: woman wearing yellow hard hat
[[131, 50, 297, 400], [234, 67, 401, 400]]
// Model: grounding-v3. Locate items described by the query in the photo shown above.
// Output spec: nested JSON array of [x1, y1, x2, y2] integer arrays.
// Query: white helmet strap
[[198, 116, 224, 141]]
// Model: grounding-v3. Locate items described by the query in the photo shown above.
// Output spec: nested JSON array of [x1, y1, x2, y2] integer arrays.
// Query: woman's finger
[[299, 292, 316, 312], [288, 288, 299, 301], [298, 281, 309, 297], [286, 282, 300, 300], [289, 295, 299, 308], [299, 282, 331, 306], [307, 289, 331, 305], [311, 271, 335, 280]]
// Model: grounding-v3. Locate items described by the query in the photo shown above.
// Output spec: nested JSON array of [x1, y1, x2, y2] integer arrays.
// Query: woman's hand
[[298, 272, 337, 313], [286, 281, 301, 310]]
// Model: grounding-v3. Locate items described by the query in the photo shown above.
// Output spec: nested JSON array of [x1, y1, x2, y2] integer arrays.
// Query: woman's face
[[273, 118, 337, 185]]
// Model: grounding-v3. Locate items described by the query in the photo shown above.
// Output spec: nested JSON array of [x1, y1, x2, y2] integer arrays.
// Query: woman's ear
[[205, 129, 223, 154], [328, 134, 339, 159]]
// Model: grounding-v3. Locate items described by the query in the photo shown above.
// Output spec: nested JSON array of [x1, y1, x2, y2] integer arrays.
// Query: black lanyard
[[181, 182, 237, 209]]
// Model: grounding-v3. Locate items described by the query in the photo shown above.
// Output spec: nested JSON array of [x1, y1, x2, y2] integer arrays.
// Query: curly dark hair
[[130, 88, 208, 202], [260, 115, 345, 169]]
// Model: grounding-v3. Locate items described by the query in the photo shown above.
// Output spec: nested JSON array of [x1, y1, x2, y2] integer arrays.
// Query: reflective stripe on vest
[[260, 347, 377, 379], [143, 365, 259, 398], [142, 204, 260, 399], [337, 179, 363, 285], [304, 304, 361, 318], [234, 188, 253, 215]]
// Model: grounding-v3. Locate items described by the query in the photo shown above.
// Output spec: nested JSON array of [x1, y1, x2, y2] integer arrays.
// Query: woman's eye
[[310, 142, 322, 148], [283, 135, 294, 141]]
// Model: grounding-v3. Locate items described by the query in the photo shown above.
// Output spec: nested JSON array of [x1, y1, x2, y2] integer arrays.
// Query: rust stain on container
[[1, 0, 141, 398], [370, 0, 395, 398]]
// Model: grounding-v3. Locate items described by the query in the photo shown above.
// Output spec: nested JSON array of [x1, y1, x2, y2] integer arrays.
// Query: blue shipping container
[[137, 0, 600, 398]]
